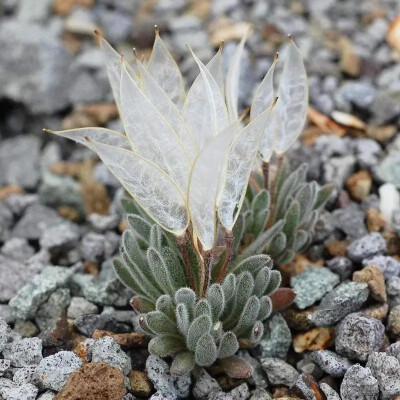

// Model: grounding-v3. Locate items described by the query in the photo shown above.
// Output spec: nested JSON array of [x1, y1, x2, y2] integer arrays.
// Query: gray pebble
[[87, 213, 119, 232], [335, 313, 385, 362], [0, 238, 35, 261], [367, 352, 400, 399], [9, 266, 72, 320], [91, 336, 131, 375], [36, 351, 82, 391], [323, 155, 355, 187], [291, 267, 340, 309], [320, 383, 341, 400], [362, 255, 400, 280], [387, 276, 400, 308], [2, 337, 42, 367], [0, 360, 10, 377], [83, 277, 131, 307], [0, 381, 38, 400], [332, 206, 367, 239], [67, 296, 99, 319], [74, 313, 130, 337], [238, 351, 268, 388], [146, 355, 191, 400], [341, 364, 379, 400], [347, 233, 386, 262], [308, 281, 369, 326], [193, 369, 220, 400], [311, 350, 352, 377], [260, 357, 299, 386], [13, 366, 38, 385], [249, 387, 272, 400], [257, 313, 291, 359], [39, 221, 80, 253], [326, 257, 354, 281]]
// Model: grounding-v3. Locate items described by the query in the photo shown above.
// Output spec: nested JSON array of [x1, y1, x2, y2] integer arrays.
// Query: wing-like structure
[[89, 141, 189, 235], [218, 106, 273, 230], [188, 126, 236, 250], [44, 127, 131, 150], [273, 38, 308, 155], [120, 64, 191, 194], [147, 30, 186, 107]]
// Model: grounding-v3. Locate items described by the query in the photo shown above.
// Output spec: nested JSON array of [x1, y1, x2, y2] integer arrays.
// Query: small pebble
[[261, 358, 299, 386], [310, 350, 352, 377], [341, 364, 379, 400], [347, 233, 386, 262], [353, 265, 387, 302], [335, 313, 385, 362]]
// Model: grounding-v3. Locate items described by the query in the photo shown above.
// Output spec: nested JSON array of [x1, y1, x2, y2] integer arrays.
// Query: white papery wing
[[89, 141, 189, 235], [44, 127, 131, 150], [273, 39, 308, 155], [225, 31, 250, 123], [206, 46, 224, 93], [97, 32, 137, 116], [188, 126, 236, 251], [120, 64, 191, 195], [138, 62, 197, 160], [147, 31, 186, 108], [218, 107, 272, 230], [250, 54, 279, 162], [183, 49, 229, 150]]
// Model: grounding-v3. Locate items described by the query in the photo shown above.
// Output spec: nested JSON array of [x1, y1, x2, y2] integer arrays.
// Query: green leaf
[[170, 352, 195, 376], [126, 214, 151, 246], [130, 296, 155, 313], [175, 288, 196, 318], [282, 200, 300, 244], [156, 295, 176, 321], [176, 303, 190, 335], [257, 296, 273, 320], [267, 232, 287, 258], [187, 314, 212, 351], [148, 334, 185, 357], [221, 273, 236, 303], [249, 320, 264, 343], [237, 219, 285, 261], [231, 254, 273, 276], [195, 333, 218, 366], [293, 230, 308, 252], [253, 267, 271, 298], [146, 311, 176, 334], [264, 270, 282, 295], [276, 249, 295, 265], [218, 332, 239, 358], [147, 247, 175, 296], [207, 284, 225, 321], [161, 247, 189, 290], [194, 299, 212, 319], [233, 295, 260, 336], [149, 224, 163, 249], [121, 197, 150, 221], [314, 183, 334, 209], [138, 314, 154, 335]]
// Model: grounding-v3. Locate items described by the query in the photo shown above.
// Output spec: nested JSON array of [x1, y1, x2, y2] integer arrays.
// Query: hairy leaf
[[156, 295, 176, 321], [195, 333, 218, 366], [187, 314, 212, 351], [234, 295, 260, 336], [146, 311, 176, 334], [175, 303, 190, 335], [170, 352, 195, 376], [220, 356, 253, 378], [207, 284, 225, 321], [218, 332, 239, 359], [149, 334, 185, 357]]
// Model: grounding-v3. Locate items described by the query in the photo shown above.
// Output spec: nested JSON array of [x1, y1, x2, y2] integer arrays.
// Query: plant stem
[[177, 235, 196, 292], [266, 154, 283, 228], [262, 161, 269, 189], [202, 250, 213, 297], [217, 229, 234, 283]]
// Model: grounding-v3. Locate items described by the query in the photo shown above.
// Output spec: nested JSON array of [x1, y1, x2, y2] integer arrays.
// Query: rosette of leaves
[[114, 204, 282, 377], [233, 162, 334, 267]]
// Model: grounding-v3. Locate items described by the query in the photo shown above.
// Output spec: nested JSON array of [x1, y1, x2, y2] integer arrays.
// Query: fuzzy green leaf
[[126, 214, 151, 246], [232, 254, 273, 276], [148, 334, 185, 357], [249, 320, 264, 343], [156, 295, 176, 321], [130, 296, 155, 313], [194, 299, 212, 319], [257, 296, 273, 320], [221, 273, 236, 303], [170, 352, 195, 376], [149, 224, 163, 249], [282, 200, 300, 244], [176, 303, 190, 335], [147, 247, 175, 296], [187, 314, 212, 351], [267, 232, 287, 258], [264, 270, 282, 295], [234, 295, 260, 336], [175, 288, 196, 318], [218, 332, 239, 359], [276, 249, 295, 265], [138, 314, 154, 335], [207, 284, 225, 321], [161, 247, 189, 290], [293, 230, 308, 252], [146, 311, 176, 334], [195, 333, 218, 366], [253, 268, 271, 298], [314, 183, 334, 209]]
